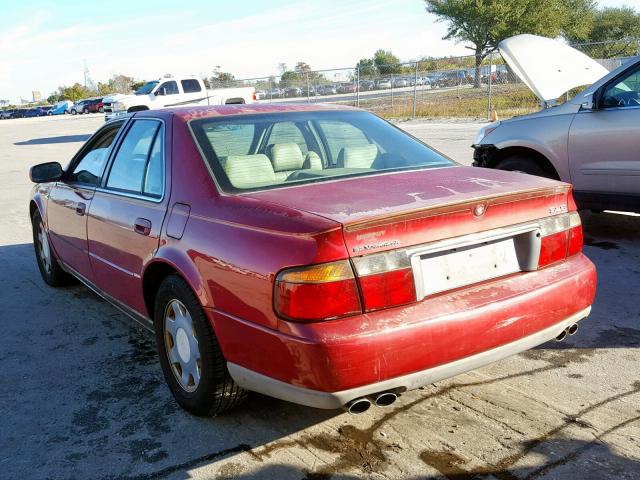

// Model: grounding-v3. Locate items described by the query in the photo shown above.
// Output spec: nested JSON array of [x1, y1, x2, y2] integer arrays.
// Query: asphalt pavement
[[1, 114, 638, 479]]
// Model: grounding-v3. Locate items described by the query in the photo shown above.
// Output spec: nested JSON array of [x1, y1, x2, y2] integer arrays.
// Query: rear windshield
[[189, 110, 454, 192]]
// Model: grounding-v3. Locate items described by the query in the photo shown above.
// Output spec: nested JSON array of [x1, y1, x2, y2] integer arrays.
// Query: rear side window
[[68, 122, 123, 186], [106, 120, 164, 198], [317, 120, 371, 163], [203, 123, 255, 157], [181, 79, 202, 93]]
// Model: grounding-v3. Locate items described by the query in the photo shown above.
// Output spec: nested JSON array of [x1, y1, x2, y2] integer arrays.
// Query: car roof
[[167, 103, 360, 122]]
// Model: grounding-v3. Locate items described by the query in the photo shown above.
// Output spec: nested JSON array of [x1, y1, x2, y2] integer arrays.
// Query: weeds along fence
[[212, 38, 640, 121]]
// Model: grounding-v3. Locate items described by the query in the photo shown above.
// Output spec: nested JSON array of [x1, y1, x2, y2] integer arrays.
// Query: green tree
[[57, 83, 92, 102], [356, 58, 377, 77], [279, 70, 301, 88], [567, 7, 640, 58], [210, 67, 236, 88], [46, 94, 61, 104], [424, 0, 595, 87], [373, 49, 402, 75]]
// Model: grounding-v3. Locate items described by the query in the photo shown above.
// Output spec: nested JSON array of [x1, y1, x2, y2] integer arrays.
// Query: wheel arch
[[489, 146, 560, 180], [142, 254, 210, 321]]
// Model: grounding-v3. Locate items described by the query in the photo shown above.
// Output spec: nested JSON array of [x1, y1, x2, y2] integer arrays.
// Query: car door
[[47, 122, 124, 280], [180, 79, 208, 105], [568, 63, 640, 201], [156, 80, 180, 108], [87, 118, 169, 317]]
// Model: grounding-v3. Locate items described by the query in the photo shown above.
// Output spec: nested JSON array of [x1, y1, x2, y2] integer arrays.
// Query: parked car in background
[[10, 108, 29, 118], [50, 100, 73, 115], [102, 77, 255, 121], [335, 83, 354, 94], [70, 100, 91, 115], [255, 90, 267, 100], [30, 103, 595, 416], [317, 85, 338, 95], [392, 78, 408, 88], [358, 80, 375, 91], [0, 109, 14, 119], [376, 78, 392, 89], [24, 107, 48, 117], [84, 98, 105, 113], [301, 85, 316, 96], [40, 106, 54, 115], [268, 88, 282, 98], [284, 87, 302, 98], [473, 34, 640, 213]]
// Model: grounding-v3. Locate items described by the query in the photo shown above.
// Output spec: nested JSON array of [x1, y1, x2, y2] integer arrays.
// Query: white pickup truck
[[103, 77, 255, 120]]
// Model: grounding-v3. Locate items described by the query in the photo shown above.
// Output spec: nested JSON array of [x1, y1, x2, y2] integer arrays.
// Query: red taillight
[[274, 260, 361, 322], [538, 211, 582, 268], [352, 250, 417, 312], [358, 268, 416, 312], [252, 91, 257, 101]]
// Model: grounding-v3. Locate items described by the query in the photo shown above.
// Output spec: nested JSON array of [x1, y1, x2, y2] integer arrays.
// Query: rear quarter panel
[[153, 116, 346, 330]]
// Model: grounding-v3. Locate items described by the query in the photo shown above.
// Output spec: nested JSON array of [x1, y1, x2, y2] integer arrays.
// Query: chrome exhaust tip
[[567, 323, 579, 336], [373, 392, 398, 407], [555, 329, 568, 342], [345, 397, 371, 415]]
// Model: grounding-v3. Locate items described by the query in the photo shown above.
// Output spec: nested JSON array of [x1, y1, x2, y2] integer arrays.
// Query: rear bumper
[[227, 306, 590, 409], [208, 253, 596, 407]]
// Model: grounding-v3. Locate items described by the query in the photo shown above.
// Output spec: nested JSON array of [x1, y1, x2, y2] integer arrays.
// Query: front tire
[[71, 109, 77, 115], [31, 210, 73, 286], [495, 155, 553, 179], [154, 275, 247, 416]]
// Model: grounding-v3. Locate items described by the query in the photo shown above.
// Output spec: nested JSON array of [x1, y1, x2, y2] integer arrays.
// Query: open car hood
[[499, 34, 609, 104]]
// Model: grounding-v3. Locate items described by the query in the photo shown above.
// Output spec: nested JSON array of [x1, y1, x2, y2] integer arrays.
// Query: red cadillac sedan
[[29, 104, 596, 416]]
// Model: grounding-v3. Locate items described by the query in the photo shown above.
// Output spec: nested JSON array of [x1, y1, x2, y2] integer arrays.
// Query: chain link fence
[[212, 38, 640, 121]]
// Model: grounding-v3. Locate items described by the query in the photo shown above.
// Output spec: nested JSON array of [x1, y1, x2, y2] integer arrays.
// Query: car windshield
[[190, 110, 454, 193], [135, 81, 159, 95]]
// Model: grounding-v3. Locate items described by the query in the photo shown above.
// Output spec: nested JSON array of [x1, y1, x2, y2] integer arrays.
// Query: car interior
[[194, 112, 452, 191]]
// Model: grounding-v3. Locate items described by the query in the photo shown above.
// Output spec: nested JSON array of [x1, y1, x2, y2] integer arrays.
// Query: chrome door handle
[[75, 202, 86, 216], [134, 218, 152, 236]]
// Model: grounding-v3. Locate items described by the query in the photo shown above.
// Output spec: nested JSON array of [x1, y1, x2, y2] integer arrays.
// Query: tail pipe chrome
[[344, 397, 371, 415], [555, 323, 579, 341], [372, 391, 398, 407]]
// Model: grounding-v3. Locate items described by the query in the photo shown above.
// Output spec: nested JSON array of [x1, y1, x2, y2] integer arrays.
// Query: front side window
[[67, 122, 123, 186], [602, 66, 640, 108], [159, 81, 179, 95], [190, 111, 453, 192], [106, 120, 163, 197], [181, 79, 202, 93]]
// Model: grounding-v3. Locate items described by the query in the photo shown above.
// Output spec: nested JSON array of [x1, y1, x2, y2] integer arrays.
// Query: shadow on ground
[[14, 134, 91, 145], [1, 210, 638, 480]]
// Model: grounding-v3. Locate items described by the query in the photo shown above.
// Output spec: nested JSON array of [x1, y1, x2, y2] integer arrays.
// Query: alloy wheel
[[163, 299, 201, 393], [37, 221, 52, 274]]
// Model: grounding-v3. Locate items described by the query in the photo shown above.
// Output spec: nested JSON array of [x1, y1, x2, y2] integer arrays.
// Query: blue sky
[[1, 0, 639, 102]]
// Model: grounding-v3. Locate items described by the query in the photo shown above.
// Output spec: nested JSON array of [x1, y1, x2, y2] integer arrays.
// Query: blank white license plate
[[419, 237, 521, 297]]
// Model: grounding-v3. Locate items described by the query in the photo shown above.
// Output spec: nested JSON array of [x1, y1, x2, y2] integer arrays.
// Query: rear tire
[[154, 275, 247, 416], [495, 155, 553, 179], [83, 108, 89, 114], [31, 210, 73, 287], [71, 109, 77, 115]]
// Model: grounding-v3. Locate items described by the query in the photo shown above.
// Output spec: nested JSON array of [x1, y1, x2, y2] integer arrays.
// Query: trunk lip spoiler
[[344, 185, 571, 232]]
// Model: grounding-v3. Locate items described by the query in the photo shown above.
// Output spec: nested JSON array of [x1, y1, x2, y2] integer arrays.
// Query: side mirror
[[30, 162, 63, 183], [155, 87, 166, 96]]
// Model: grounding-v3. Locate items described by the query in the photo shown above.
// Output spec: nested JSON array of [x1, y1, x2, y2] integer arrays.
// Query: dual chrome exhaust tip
[[344, 391, 399, 414], [555, 323, 579, 342]]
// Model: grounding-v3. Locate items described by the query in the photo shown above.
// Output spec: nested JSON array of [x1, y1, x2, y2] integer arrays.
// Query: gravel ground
[[0, 114, 638, 480]]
